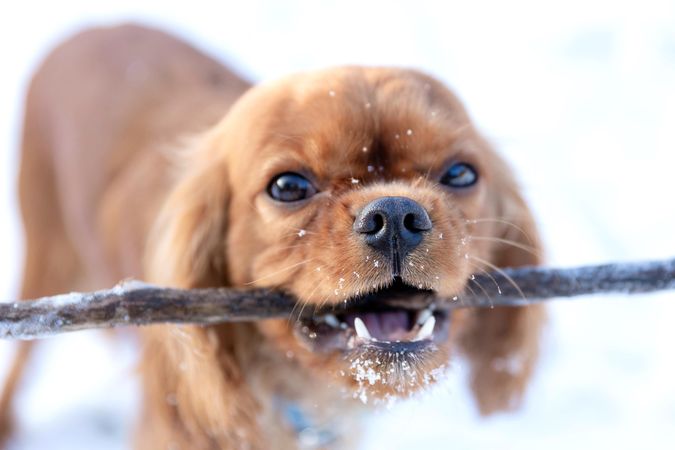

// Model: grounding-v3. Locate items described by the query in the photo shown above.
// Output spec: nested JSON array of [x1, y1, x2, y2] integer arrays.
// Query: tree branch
[[1, 258, 673, 340]]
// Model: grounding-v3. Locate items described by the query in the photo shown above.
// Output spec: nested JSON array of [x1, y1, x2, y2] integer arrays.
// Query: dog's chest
[[249, 352, 365, 450]]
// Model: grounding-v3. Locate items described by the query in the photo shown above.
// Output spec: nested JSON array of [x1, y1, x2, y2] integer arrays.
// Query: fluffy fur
[[0, 24, 545, 450]]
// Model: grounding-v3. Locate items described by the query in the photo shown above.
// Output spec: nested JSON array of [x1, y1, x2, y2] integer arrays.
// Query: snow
[[19, 292, 88, 308], [1, 1, 675, 449]]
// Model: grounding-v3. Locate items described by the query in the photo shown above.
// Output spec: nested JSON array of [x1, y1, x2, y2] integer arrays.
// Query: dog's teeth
[[416, 308, 432, 325], [414, 315, 436, 341], [324, 314, 340, 328], [354, 317, 372, 340]]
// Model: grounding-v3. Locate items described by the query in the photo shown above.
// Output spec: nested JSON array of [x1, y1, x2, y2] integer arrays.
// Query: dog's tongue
[[346, 311, 411, 341]]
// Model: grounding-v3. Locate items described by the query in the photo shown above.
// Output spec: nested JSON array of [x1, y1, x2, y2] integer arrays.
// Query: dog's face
[[150, 67, 543, 410]]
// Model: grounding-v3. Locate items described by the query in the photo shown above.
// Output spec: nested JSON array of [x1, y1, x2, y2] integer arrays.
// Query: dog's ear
[[138, 130, 262, 448], [145, 129, 230, 289], [138, 324, 262, 448], [459, 161, 546, 415]]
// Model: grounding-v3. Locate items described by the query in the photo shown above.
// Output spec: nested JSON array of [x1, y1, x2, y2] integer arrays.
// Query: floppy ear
[[459, 170, 546, 415], [145, 129, 230, 289], [137, 131, 262, 449]]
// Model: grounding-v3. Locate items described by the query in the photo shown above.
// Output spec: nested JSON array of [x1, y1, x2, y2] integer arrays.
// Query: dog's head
[[148, 67, 544, 413]]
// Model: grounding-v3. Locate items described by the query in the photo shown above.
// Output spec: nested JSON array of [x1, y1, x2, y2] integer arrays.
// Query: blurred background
[[1, 1, 675, 449]]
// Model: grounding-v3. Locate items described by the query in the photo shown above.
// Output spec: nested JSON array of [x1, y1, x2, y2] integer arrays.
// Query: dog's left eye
[[440, 162, 478, 188], [267, 172, 317, 202]]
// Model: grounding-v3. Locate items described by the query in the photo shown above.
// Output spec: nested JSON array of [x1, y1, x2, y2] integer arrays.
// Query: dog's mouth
[[294, 279, 450, 354]]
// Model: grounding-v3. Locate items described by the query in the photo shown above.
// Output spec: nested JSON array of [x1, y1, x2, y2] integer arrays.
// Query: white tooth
[[324, 314, 340, 328], [417, 308, 432, 325], [415, 316, 436, 341], [354, 317, 372, 340]]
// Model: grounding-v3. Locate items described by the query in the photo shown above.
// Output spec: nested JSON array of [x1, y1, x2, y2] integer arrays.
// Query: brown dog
[[1, 23, 544, 450]]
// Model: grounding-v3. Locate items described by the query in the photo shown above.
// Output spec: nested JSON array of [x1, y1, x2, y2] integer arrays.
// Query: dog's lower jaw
[[251, 312, 457, 448]]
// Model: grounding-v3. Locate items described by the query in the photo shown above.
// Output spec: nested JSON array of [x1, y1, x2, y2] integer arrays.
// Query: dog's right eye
[[267, 173, 317, 202]]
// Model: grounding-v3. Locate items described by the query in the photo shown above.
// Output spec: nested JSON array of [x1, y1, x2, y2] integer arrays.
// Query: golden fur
[[1, 24, 544, 449]]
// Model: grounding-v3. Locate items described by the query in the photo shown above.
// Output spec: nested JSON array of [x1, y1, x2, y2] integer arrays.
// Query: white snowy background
[[1, 1, 675, 449]]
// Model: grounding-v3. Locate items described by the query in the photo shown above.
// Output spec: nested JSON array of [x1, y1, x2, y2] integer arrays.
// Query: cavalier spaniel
[[0, 23, 544, 450]]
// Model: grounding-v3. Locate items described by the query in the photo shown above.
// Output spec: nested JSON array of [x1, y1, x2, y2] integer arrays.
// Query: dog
[[0, 23, 544, 450]]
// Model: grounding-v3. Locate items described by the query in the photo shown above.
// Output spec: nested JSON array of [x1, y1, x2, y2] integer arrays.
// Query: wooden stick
[[1, 258, 674, 340]]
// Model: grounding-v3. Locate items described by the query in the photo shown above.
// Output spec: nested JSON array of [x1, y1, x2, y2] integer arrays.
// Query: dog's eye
[[440, 162, 478, 188], [267, 172, 317, 202]]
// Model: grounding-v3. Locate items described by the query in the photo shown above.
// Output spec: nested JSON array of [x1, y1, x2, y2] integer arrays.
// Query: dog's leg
[[0, 343, 32, 446], [0, 85, 84, 446]]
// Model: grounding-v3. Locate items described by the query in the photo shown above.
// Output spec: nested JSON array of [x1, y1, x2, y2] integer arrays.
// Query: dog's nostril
[[403, 210, 432, 233], [371, 213, 385, 234], [354, 210, 386, 234], [403, 213, 417, 232]]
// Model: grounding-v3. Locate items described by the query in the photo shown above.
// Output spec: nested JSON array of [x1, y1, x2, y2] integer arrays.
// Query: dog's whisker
[[288, 288, 308, 327], [467, 217, 534, 244], [462, 281, 485, 307], [469, 255, 527, 302], [468, 236, 541, 258], [465, 259, 503, 295], [288, 271, 335, 327], [293, 304, 310, 327], [277, 227, 318, 239], [245, 257, 316, 286], [291, 228, 319, 237], [420, 145, 448, 184], [267, 240, 321, 258], [243, 204, 317, 240], [317, 291, 335, 312], [270, 243, 311, 253], [469, 274, 494, 309], [290, 281, 324, 327], [306, 281, 340, 321], [289, 297, 307, 328]]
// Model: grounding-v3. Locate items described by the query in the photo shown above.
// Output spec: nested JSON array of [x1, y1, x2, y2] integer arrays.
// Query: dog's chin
[[293, 279, 454, 402]]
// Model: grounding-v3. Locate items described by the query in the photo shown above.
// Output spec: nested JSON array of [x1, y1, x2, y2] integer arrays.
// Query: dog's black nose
[[353, 196, 432, 269]]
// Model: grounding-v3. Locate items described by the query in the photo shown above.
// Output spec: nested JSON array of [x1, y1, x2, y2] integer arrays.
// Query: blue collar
[[275, 396, 341, 449]]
